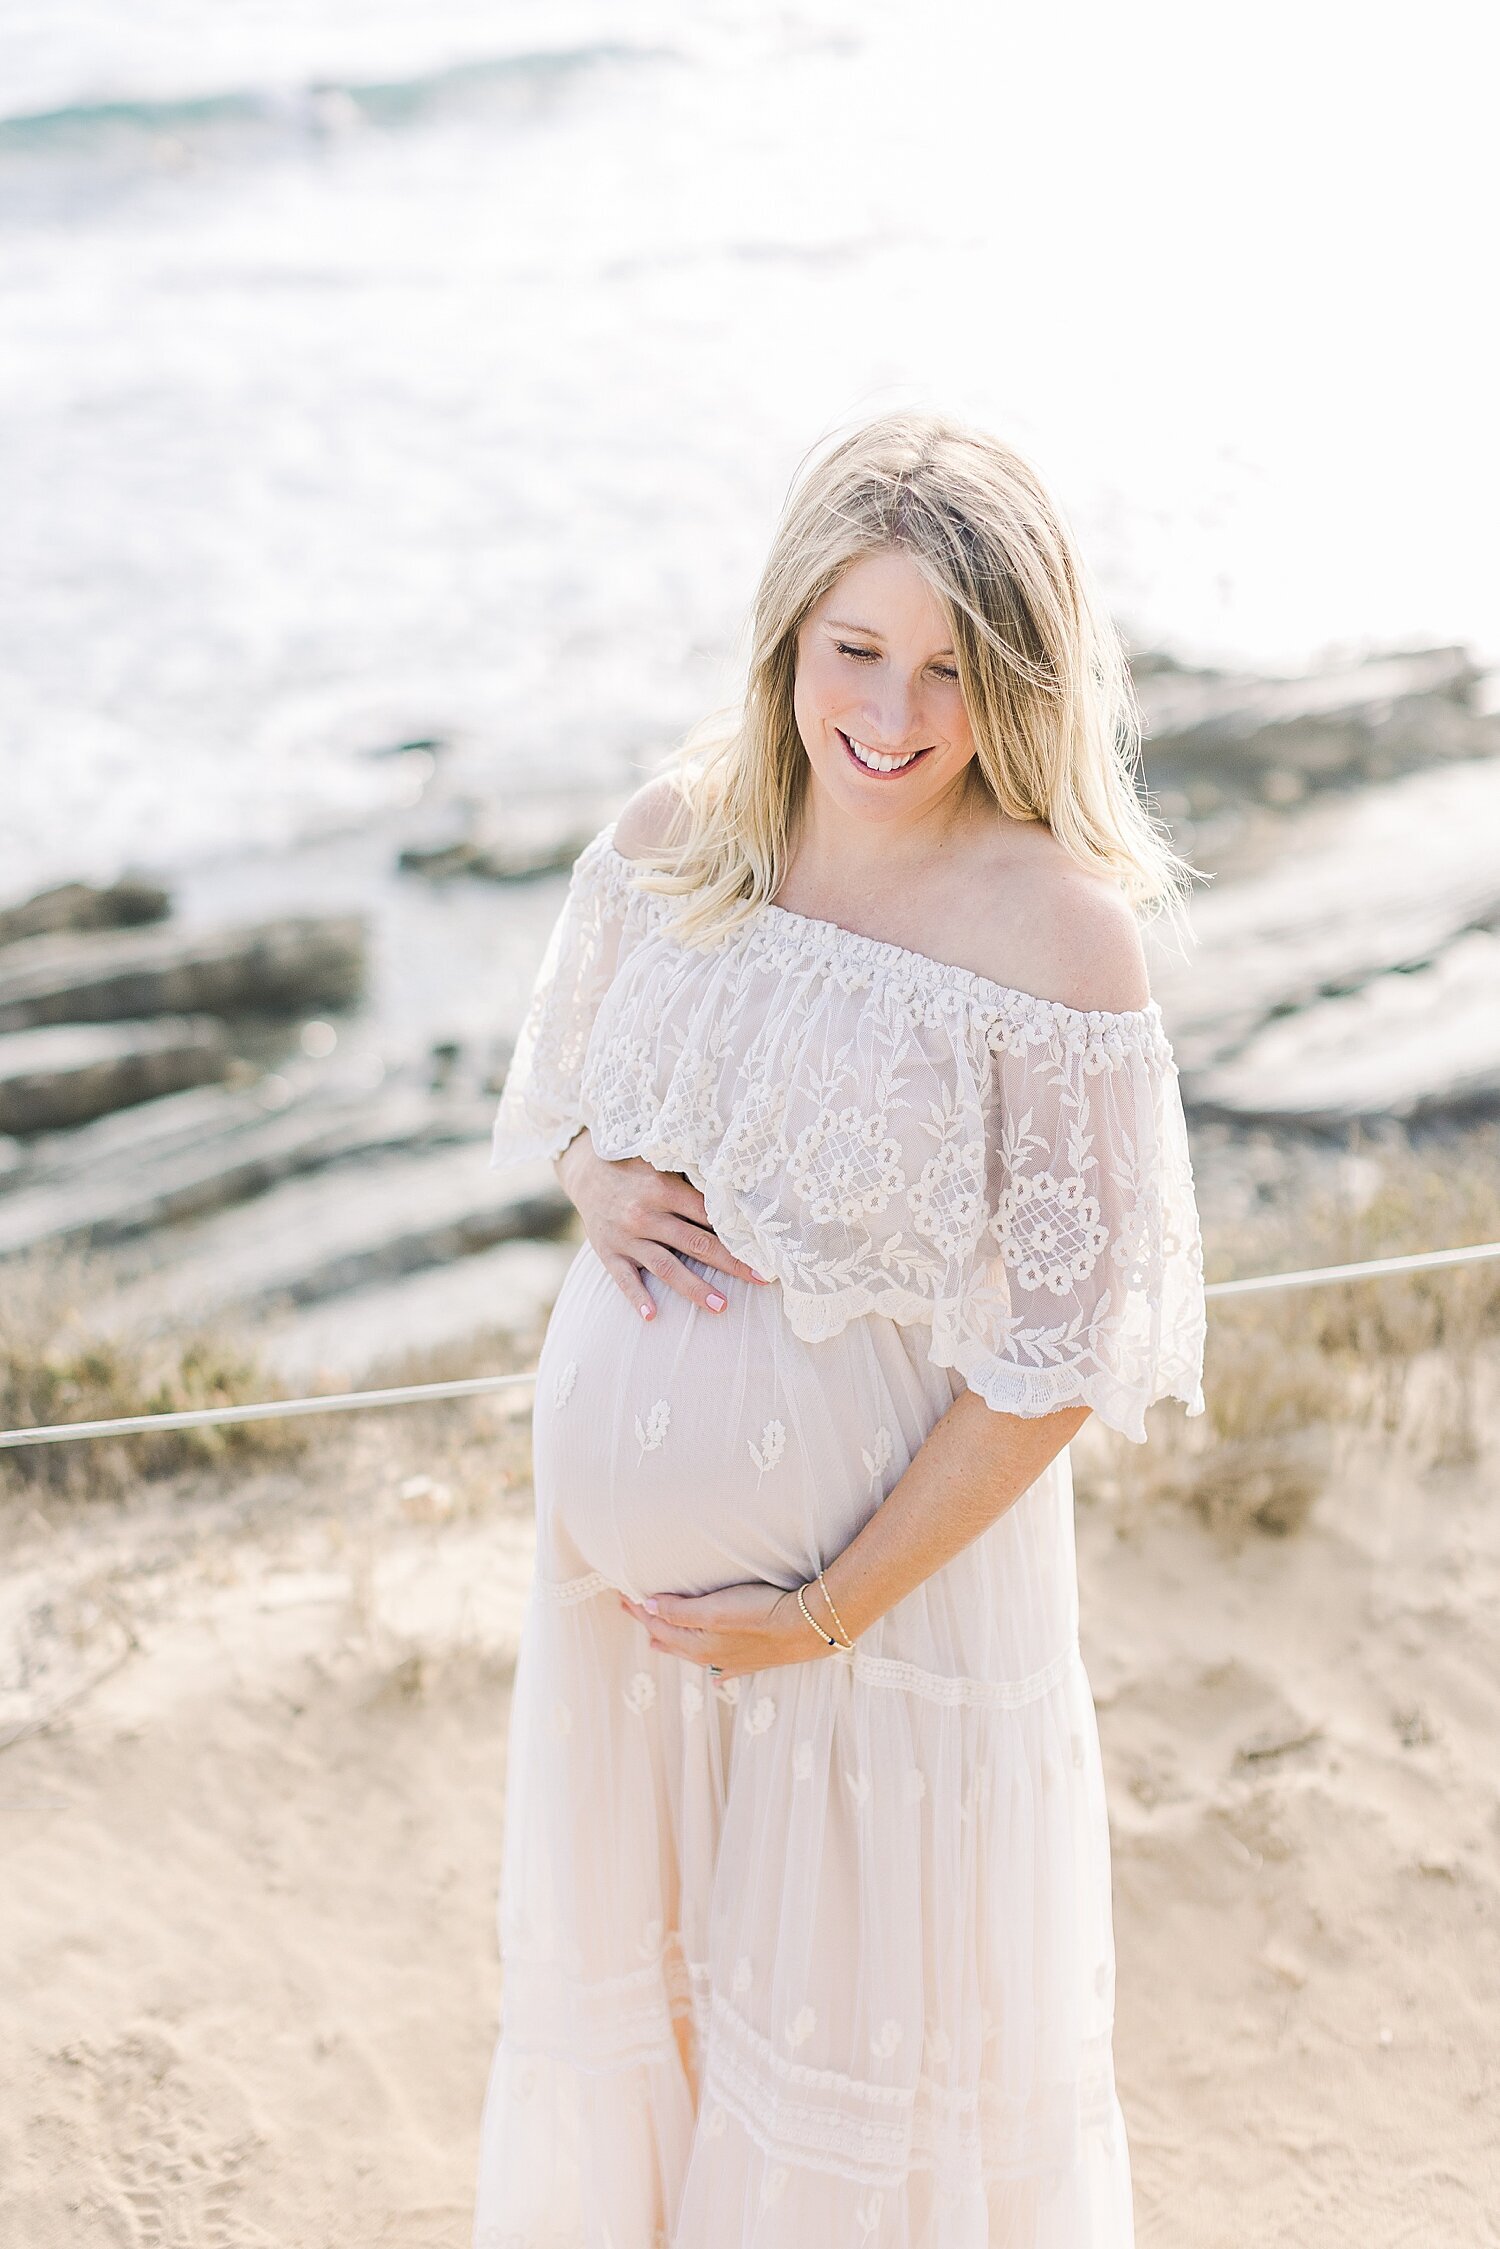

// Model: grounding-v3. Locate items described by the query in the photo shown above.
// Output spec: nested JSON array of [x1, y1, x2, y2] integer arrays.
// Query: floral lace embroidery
[[992, 1166, 1110, 1296], [788, 1101, 906, 1226], [907, 1086, 989, 1262], [861, 1424, 896, 1490], [748, 1418, 786, 1478], [490, 825, 1207, 1446], [634, 1398, 671, 1457], [550, 1358, 578, 1409]]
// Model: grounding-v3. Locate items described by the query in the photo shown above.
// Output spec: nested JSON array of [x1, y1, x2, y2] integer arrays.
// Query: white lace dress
[[472, 820, 1206, 2249]]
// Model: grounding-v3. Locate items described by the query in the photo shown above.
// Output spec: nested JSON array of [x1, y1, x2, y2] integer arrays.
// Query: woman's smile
[[791, 549, 978, 838], [837, 726, 935, 778]]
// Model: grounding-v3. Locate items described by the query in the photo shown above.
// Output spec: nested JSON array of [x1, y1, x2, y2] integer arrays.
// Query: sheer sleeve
[[489, 826, 632, 1175], [938, 1008, 1207, 1444]]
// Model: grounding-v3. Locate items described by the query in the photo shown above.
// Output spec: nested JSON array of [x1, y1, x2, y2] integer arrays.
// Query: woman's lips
[[837, 727, 934, 778]]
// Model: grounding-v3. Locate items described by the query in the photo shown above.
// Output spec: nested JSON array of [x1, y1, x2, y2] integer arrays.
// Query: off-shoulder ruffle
[[491, 820, 1207, 1443], [592, 827, 1173, 1065]]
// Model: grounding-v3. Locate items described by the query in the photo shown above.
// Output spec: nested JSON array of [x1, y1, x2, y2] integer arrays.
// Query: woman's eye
[[833, 642, 957, 683]]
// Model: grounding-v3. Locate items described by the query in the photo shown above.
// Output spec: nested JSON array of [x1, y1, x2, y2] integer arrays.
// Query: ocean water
[[2, 0, 1496, 899]]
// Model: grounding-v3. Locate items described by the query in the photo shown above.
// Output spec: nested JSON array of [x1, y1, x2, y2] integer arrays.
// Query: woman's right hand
[[555, 1129, 769, 1322]]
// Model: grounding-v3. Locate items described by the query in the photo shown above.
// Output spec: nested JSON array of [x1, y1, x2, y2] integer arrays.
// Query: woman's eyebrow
[[822, 618, 956, 656]]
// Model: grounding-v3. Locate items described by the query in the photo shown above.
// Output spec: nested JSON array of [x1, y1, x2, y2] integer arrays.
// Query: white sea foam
[[0, 0, 1493, 895]]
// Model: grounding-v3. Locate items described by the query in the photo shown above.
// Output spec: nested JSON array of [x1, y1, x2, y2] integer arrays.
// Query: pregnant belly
[[529, 1241, 936, 1603]]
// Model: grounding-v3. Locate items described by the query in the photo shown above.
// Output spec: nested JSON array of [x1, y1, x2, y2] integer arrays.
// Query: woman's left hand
[[618, 1580, 832, 1678]]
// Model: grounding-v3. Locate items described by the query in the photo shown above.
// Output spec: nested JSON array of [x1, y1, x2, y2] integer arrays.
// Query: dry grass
[[0, 1247, 309, 1500], [1311, 1119, 1500, 1418], [0, 1223, 556, 1522], [1099, 1117, 1500, 1539]]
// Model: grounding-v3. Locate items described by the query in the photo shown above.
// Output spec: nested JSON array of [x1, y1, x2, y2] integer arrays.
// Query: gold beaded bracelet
[[795, 1579, 854, 1654], [795, 1584, 837, 1647], [815, 1569, 855, 1651]]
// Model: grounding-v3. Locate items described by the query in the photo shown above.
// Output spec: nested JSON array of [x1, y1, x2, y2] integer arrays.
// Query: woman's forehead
[[811, 549, 952, 631]]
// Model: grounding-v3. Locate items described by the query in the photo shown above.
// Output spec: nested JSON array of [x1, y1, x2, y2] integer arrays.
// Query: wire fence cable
[[3, 1238, 1498, 1452]]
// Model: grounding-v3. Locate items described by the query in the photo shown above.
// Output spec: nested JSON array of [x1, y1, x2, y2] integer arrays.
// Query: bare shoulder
[[967, 824, 1152, 1015], [611, 775, 690, 861]]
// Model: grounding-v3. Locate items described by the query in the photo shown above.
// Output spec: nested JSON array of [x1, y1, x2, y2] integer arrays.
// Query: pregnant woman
[[472, 410, 1207, 2248]]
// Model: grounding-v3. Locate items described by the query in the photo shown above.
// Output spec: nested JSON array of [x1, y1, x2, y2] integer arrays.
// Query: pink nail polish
[[644, 1598, 659, 1615], [706, 1291, 726, 1311], [639, 1302, 653, 1321]]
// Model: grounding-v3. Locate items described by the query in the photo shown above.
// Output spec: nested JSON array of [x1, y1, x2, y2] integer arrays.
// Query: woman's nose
[[861, 683, 920, 748]]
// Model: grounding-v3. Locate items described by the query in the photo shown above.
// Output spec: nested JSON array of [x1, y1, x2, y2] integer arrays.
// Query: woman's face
[[792, 547, 979, 827]]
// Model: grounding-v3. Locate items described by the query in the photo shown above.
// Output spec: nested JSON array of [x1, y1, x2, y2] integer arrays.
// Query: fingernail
[[639, 1302, 653, 1321], [706, 1291, 726, 1311], [643, 1598, 659, 1615]]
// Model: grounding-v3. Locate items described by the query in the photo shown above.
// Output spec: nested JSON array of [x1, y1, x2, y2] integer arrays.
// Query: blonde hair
[[628, 408, 1203, 952]]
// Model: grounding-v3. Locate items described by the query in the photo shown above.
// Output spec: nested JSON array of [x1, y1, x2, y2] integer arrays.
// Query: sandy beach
[[3, 1283, 1496, 2249]]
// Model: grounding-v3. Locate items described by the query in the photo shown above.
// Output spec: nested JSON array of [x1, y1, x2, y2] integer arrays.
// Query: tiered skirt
[[471, 1243, 1135, 2247]]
